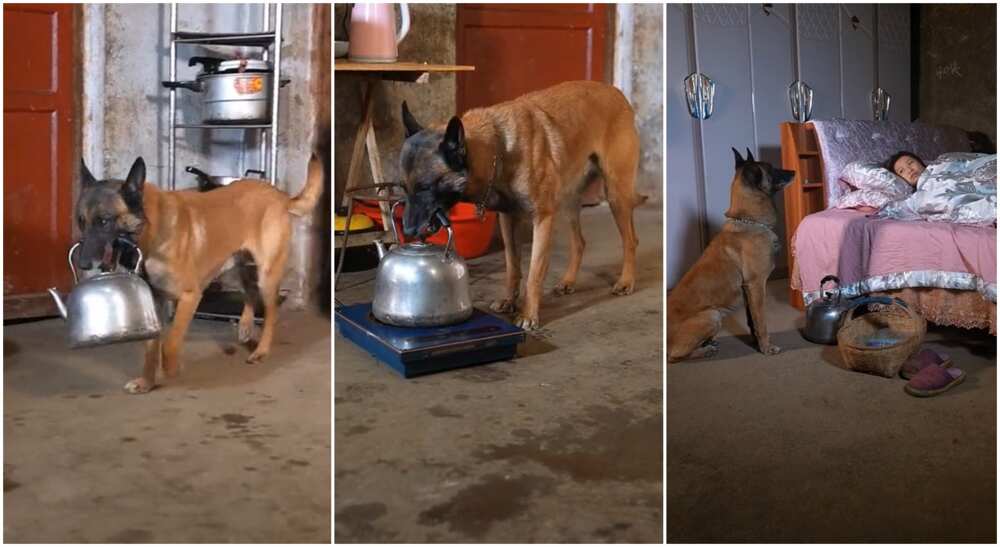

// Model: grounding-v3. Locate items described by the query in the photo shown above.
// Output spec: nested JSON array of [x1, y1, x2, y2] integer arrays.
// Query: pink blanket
[[792, 209, 997, 297]]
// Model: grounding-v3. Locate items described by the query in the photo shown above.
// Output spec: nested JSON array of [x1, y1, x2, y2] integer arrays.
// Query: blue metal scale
[[334, 303, 526, 378]]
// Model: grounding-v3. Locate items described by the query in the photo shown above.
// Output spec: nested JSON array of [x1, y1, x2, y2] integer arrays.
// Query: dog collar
[[475, 155, 501, 220], [727, 217, 775, 231]]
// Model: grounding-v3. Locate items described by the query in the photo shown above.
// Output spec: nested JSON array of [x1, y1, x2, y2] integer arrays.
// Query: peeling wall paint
[[83, 4, 327, 308], [630, 4, 664, 202], [919, 4, 997, 143]]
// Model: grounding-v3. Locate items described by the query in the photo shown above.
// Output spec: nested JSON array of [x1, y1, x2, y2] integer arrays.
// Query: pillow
[[839, 161, 912, 195], [833, 161, 914, 210]]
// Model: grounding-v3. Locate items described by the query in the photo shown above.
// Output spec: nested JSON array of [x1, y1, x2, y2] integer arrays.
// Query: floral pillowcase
[[833, 162, 913, 210]]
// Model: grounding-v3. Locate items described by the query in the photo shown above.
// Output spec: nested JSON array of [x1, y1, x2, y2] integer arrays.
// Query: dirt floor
[[334, 206, 664, 543], [668, 279, 997, 542], [3, 309, 331, 543]]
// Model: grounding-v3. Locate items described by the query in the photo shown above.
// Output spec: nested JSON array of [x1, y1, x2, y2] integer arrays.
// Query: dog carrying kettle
[[48, 240, 161, 349], [348, 3, 410, 63]]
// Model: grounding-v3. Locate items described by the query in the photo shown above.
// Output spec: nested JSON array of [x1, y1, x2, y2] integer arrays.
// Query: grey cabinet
[[666, 3, 911, 288]]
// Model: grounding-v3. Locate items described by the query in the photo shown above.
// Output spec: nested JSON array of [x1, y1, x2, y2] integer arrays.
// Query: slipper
[[904, 365, 965, 397], [899, 348, 953, 380]]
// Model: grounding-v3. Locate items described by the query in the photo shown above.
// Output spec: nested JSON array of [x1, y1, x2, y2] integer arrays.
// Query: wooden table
[[335, 60, 474, 241]]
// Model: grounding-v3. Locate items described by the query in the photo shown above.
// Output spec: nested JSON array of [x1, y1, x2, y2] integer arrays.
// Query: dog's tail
[[633, 193, 649, 208], [288, 153, 324, 216]]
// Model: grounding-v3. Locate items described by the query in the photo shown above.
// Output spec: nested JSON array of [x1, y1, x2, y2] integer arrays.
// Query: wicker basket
[[837, 297, 926, 377]]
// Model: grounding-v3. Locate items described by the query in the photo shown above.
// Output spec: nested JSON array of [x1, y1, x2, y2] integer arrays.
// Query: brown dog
[[667, 148, 794, 362], [398, 80, 646, 329], [76, 155, 323, 393]]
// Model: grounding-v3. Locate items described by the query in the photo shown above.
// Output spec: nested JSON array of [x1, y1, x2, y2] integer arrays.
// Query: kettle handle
[[66, 242, 82, 283], [820, 275, 840, 301], [116, 238, 145, 275], [66, 239, 145, 283], [389, 200, 405, 244], [434, 208, 455, 258]]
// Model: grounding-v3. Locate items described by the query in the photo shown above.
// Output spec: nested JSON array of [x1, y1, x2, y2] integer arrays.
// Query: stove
[[334, 303, 526, 378]]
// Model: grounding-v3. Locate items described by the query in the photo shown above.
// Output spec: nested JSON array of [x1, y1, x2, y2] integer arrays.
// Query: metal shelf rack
[[165, 3, 284, 189]]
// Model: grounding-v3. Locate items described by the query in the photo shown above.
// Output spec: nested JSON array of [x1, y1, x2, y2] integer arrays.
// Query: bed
[[783, 119, 997, 334]]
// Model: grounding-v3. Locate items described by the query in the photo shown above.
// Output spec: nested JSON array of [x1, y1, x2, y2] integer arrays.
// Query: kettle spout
[[47, 288, 68, 319], [373, 239, 388, 261]]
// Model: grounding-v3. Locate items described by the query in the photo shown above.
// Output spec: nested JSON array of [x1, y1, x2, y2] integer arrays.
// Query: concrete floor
[[334, 206, 664, 543], [668, 279, 997, 542], [4, 310, 331, 543]]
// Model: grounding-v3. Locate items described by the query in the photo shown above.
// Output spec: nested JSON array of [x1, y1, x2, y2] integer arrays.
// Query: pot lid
[[217, 59, 271, 73]]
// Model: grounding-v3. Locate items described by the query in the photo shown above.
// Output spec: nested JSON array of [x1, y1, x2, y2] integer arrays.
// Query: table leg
[[363, 112, 396, 243], [343, 79, 374, 207]]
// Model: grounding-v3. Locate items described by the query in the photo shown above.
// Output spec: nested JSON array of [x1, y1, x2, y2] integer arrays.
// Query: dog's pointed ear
[[401, 101, 424, 138], [440, 116, 467, 170], [732, 147, 745, 168], [746, 148, 755, 163], [122, 157, 146, 202], [81, 159, 98, 187]]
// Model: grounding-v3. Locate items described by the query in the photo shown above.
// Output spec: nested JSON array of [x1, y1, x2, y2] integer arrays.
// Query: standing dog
[[398, 80, 646, 329], [667, 148, 794, 362], [75, 155, 323, 393]]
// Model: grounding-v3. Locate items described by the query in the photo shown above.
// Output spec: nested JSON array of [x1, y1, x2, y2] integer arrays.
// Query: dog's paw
[[703, 340, 720, 357], [237, 320, 255, 344], [553, 282, 576, 296], [611, 279, 635, 296], [490, 298, 517, 313], [123, 378, 153, 394], [762, 345, 782, 356], [246, 349, 269, 364], [514, 314, 540, 331]]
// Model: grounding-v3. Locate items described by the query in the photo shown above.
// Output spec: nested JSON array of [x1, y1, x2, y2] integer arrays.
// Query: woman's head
[[885, 151, 925, 186]]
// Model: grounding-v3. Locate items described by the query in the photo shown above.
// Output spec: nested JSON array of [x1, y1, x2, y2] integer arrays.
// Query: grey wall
[[918, 4, 997, 143], [83, 4, 326, 307], [666, 3, 912, 288]]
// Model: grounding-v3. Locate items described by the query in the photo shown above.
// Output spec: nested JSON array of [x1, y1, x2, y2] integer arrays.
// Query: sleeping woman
[[834, 150, 996, 224]]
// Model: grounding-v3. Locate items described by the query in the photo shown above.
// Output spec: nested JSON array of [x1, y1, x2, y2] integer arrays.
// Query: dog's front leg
[[124, 339, 161, 394], [516, 213, 555, 330], [490, 212, 521, 313], [743, 281, 780, 355], [161, 290, 204, 377]]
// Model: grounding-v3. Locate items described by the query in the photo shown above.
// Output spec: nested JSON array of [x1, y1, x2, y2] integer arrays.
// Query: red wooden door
[[456, 4, 610, 113], [3, 4, 78, 318]]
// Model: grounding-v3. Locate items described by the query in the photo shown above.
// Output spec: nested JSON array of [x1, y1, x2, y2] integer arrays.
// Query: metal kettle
[[372, 208, 472, 327], [803, 276, 890, 345], [803, 276, 852, 344], [48, 240, 161, 348]]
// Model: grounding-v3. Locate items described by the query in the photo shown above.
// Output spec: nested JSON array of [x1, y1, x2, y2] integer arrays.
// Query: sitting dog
[[398, 80, 647, 329], [667, 148, 794, 362], [75, 155, 323, 393]]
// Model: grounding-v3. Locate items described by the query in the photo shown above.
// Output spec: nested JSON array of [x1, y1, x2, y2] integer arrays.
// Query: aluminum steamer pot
[[48, 240, 161, 348], [163, 57, 285, 124], [371, 207, 473, 327]]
